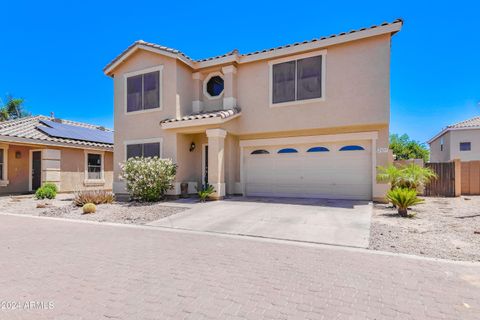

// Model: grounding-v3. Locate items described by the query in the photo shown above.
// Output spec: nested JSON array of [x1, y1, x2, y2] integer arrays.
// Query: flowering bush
[[120, 157, 177, 202]]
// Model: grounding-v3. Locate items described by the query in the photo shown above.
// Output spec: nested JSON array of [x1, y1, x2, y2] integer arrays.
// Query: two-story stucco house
[[428, 116, 480, 162], [104, 19, 403, 201]]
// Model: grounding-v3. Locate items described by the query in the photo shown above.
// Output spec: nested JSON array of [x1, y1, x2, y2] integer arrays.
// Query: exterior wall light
[[189, 142, 196, 152]]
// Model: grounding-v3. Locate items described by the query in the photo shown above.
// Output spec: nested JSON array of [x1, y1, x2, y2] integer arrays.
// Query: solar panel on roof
[[36, 120, 113, 144]]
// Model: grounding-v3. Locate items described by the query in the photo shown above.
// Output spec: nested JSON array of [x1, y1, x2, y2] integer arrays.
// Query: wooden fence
[[424, 162, 460, 197], [461, 161, 480, 195]]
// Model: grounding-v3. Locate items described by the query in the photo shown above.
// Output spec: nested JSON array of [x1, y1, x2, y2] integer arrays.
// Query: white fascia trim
[[0, 135, 112, 152], [427, 127, 480, 144], [239, 131, 378, 147], [161, 113, 240, 130]]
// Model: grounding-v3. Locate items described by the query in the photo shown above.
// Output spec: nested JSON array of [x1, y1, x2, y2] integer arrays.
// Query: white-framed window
[[124, 138, 163, 160], [124, 65, 163, 114], [0, 146, 8, 183], [269, 50, 326, 107], [84, 151, 104, 183], [203, 72, 224, 100]]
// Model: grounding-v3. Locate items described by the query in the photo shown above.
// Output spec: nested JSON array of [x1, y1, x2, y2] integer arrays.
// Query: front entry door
[[202, 145, 208, 187], [32, 151, 42, 191]]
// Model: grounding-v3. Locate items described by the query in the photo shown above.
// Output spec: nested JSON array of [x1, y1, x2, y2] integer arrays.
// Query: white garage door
[[244, 140, 372, 200]]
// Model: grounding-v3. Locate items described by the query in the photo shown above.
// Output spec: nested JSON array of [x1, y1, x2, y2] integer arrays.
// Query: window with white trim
[[460, 142, 471, 151], [126, 70, 160, 112], [272, 55, 323, 104], [126, 142, 161, 159], [0, 148, 4, 180], [87, 153, 103, 180]]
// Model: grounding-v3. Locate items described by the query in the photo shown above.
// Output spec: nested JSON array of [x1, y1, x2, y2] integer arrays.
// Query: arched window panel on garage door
[[250, 149, 270, 155], [339, 145, 365, 151], [278, 148, 298, 154], [307, 146, 330, 153]]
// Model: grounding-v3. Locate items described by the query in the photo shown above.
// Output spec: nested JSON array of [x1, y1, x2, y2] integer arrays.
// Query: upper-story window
[[125, 66, 163, 113], [271, 52, 324, 105], [460, 142, 471, 151], [440, 137, 444, 151], [203, 72, 224, 99]]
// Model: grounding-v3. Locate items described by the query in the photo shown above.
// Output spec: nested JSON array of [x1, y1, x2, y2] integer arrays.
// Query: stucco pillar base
[[206, 129, 227, 199]]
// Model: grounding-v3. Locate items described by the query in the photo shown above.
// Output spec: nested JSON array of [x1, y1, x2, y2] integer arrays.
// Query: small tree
[[377, 164, 436, 190], [390, 133, 429, 162], [120, 157, 177, 202], [0, 95, 30, 121]]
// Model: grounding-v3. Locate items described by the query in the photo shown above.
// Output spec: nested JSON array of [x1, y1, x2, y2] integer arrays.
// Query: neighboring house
[[428, 116, 480, 162], [0, 116, 113, 194], [104, 19, 403, 201]]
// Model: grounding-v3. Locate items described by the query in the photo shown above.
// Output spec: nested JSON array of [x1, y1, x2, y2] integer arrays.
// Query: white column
[[206, 128, 227, 198]]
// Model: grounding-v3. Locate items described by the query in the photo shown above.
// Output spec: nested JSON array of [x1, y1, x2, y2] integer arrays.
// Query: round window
[[206, 75, 224, 98]]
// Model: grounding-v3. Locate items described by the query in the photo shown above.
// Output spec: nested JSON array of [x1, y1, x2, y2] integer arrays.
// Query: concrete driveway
[[150, 197, 372, 248]]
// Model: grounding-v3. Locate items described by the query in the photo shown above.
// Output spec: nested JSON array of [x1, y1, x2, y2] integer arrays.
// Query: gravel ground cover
[[0, 193, 187, 225], [370, 196, 480, 262]]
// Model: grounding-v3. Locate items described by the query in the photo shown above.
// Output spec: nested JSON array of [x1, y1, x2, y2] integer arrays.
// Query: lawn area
[[0, 193, 187, 225], [370, 196, 480, 262]]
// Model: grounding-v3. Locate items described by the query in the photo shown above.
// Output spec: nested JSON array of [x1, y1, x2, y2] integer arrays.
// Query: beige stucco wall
[[110, 34, 393, 199], [0, 143, 113, 195], [449, 129, 480, 161], [60, 148, 113, 192], [429, 132, 451, 162]]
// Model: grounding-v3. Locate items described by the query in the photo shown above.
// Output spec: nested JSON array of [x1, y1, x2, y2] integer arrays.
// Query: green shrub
[[42, 182, 58, 193], [74, 190, 114, 206], [82, 203, 96, 214], [120, 157, 177, 202], [386, 188, 424, 217], [35, 184, 57, 199], [377, 164, 436, 190], [196, 184, 215, 202]]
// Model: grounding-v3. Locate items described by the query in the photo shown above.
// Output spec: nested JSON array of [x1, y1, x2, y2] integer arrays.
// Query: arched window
[[250, 149, 270, 155], [307, 146, 329, 153], [278, 148, 298, 154], [339, 145, 365, 151]]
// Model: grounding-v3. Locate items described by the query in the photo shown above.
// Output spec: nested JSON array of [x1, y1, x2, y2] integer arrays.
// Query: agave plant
[[386, 188, 424, 217], [196, 184, 215, 202]]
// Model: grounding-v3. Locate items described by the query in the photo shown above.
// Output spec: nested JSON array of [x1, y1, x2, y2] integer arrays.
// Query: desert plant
[[42, 182, 58, 193], [35, 183, 57, 199], [82, 203, 96, 214], [120, 157, 177, 202], [196, 184, 215, 202], [386, 188, 424, 217], [401, 164, 437, 190], [377, 164, 436, 190], [73, 190, 114, 206]]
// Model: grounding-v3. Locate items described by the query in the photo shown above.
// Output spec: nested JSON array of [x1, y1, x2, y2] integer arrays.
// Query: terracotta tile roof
[[104, 19, 403, 73], [0, 115, 113, 149], [160, 108, 241, 124], [447, 116, 480, 129]]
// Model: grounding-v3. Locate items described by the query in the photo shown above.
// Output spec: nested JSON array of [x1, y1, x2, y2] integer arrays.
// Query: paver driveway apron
[[150, 197, 372, 248]]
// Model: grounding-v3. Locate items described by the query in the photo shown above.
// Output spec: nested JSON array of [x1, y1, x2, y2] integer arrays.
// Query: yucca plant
[[386, 188, 424, 217]]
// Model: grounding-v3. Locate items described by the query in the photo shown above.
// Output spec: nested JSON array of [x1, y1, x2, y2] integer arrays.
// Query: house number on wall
[[377, 148, 389, 153]]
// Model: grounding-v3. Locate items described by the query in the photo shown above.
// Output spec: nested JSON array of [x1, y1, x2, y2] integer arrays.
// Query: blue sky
[[1, 1, 479, 143]]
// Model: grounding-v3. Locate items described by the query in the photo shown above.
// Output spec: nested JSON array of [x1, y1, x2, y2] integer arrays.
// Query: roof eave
[[427, 126, 480, 144], [161, 113, 241, 130], [0, 135, 113, 151], [104, 19, 403, 76]]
